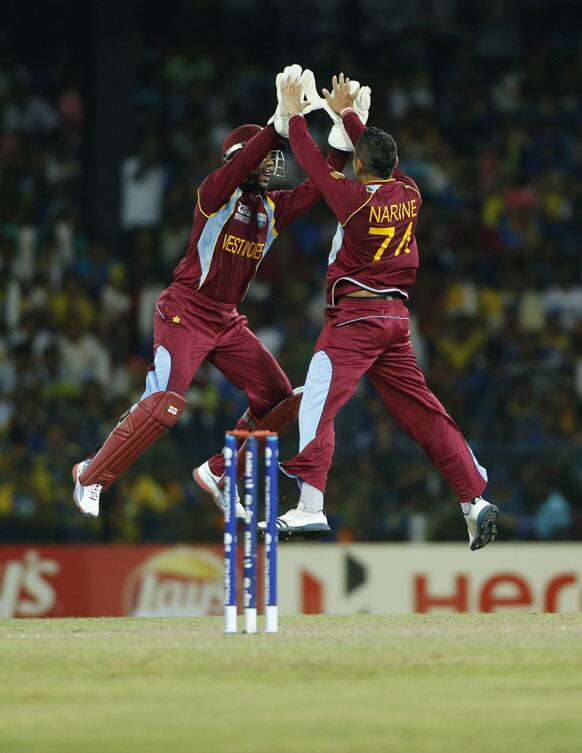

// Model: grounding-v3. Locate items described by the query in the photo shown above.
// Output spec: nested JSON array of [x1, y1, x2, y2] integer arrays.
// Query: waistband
[[170, 281, 237, 311], [335, 291, 408, 303]]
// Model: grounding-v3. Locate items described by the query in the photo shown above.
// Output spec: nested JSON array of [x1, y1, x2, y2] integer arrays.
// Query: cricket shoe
[[193, 461, 245, 519], [258, 502, 331, 540], [464, 497, 499, 551], [72, 460, 102, 518]]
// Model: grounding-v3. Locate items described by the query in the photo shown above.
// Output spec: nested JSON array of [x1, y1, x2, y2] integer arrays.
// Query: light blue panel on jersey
[[467, 443, 488, 483], [141, 345, 172, 399], [259, 195, 278, 259], [299, 350, 333, 452], [198, 189, 242, 286], [328, 224, 344, 266]]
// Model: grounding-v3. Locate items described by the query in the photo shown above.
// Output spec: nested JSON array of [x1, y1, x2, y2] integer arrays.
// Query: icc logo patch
[[257, 212, 268, 228], [234, 203, 252, 224]]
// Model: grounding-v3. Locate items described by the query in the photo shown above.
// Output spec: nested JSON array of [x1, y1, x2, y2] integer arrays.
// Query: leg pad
[[79, 391, 186, 489], [236, 387, 303, 476], [207, 388, 303, 479]]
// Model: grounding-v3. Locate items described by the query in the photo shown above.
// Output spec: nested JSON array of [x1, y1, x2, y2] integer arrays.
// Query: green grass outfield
[[1, 614, 581, 753]]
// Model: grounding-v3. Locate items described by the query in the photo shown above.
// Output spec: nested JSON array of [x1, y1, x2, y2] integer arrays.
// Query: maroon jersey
[[172, 124, 346, 305], [288, 112, 422, 304]]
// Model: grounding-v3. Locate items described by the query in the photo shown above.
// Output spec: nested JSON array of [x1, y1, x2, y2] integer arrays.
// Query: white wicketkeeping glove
[[268, 64, 303, 138], [327, 84, 372, 151], [300, 69, 327, 116], [354, 86, 371, 124]]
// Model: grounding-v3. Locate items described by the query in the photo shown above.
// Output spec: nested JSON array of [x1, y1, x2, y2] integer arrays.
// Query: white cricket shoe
[[258, 502, 331, 539], [72, 460, 102, 518], [193, 461, 245, 519], [464, 497, 499, 551]]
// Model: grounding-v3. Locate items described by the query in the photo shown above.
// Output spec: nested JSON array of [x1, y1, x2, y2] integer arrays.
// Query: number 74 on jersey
[[369, 221, 413, 262]]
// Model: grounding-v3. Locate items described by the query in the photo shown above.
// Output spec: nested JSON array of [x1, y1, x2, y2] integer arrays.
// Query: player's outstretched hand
[[269, 64, 303, 138], [322, 73, 360, 115], [281, 78, 311, 118]]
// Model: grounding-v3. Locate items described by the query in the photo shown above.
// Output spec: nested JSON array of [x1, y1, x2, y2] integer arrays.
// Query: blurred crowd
[[1, 1, 581, 543]]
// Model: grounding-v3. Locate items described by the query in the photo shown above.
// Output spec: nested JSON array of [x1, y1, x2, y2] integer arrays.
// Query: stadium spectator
[[0, 0, 580, 543]]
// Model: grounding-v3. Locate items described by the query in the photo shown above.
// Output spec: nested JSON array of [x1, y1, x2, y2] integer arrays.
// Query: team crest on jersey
[[257, 212, 268, 228], [234, 203, 252, 224]]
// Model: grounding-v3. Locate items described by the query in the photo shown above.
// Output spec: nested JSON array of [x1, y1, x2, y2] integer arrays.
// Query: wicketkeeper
[[72, 66, 354, 520]]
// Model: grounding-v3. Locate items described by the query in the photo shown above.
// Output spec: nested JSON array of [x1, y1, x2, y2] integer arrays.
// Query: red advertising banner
[[0, 545, 226, 619]]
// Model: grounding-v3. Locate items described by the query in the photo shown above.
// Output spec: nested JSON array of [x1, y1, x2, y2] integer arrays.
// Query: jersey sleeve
[[197, 125, 279, 216], [288, 115, 365, 225], [270, 148, 348, 232], [342, 110, 366, 147], [392, 168, 422, 202]]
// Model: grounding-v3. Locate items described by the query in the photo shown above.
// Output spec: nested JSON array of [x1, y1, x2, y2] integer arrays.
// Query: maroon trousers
[[281, 298, 487, 502], [149, 284, 292, 474]]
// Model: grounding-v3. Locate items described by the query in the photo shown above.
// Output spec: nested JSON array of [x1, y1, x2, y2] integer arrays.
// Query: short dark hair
[[355, 127, 398, 178]]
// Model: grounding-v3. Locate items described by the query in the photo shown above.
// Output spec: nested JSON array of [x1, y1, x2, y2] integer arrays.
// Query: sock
[[299, 482, 323, 513], [461, 497, 479, 515], [206, 461, 221, 484]]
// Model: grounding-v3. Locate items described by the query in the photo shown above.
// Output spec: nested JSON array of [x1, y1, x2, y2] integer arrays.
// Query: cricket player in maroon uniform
[[72, 72, 348, 519], [261, 75, 498, 550]]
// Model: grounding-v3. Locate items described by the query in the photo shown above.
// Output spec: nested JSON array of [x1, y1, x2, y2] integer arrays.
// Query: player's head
[[222, 124, 285, 192], [353, 127, 398, 181]]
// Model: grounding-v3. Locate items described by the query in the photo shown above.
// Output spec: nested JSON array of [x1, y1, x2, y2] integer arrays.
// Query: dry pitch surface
[[1, 614, 581, 753]]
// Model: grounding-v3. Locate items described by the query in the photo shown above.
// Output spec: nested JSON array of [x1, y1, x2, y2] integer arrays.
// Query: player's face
[[242, 154, 273, 193], [255, 154, 274, 189]]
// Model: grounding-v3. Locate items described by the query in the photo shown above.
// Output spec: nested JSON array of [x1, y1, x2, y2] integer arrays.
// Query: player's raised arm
[[270, 146, 349, 232], [263, 68, 347, 231], [322, 72, 368, 148], [282, 79, 362, 225], [198, 124, 280, 216], [324, 75, 421, 198]]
